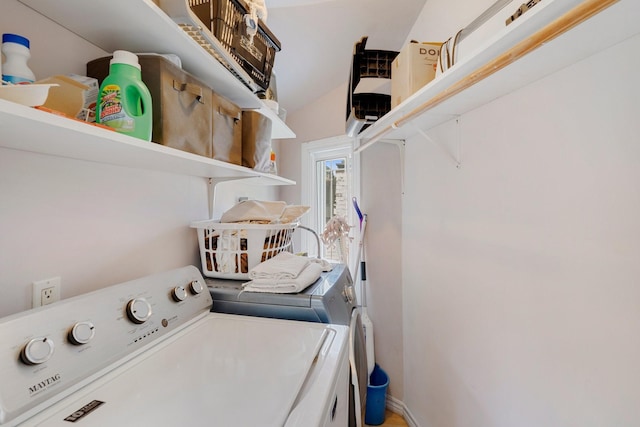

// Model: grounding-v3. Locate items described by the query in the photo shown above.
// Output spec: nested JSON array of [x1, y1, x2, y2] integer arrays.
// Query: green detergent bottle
[[96, 50, 152, 141]]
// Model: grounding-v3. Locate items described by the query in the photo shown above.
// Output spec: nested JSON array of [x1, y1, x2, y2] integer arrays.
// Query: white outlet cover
[[32, 277, 61, 307]]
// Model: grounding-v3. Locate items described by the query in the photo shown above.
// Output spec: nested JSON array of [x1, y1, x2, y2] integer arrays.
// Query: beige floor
[[365, 410, 409, 427]]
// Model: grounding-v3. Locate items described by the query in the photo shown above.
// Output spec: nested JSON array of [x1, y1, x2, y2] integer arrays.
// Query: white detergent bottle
[[2, 33, 35, 84]]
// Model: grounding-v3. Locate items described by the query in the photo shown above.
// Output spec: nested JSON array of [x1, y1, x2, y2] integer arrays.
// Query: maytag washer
[[0, 266, 349, 426], [205, 263, 368, 427]]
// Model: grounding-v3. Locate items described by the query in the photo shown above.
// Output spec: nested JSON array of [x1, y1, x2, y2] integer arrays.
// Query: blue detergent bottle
[[96, 50, 152, 141]]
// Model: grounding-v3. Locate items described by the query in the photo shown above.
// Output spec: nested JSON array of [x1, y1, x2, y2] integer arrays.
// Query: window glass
[[301, 137, 359, 266], [319, 158, 348, 262]]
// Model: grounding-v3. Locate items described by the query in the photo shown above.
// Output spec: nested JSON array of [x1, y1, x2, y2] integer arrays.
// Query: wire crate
[[351, 36, 398, 85], [188, 0, 281, 91], [348, 93, 391, 134], [191, 220, 296, 279], [346, 36, 398, 136]]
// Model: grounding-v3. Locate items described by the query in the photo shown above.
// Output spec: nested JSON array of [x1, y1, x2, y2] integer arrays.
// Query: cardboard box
[[242, 111, 272, 172], [87, 54, 242, 164], [36, 74, 98, 122], [211, 91, 242, 165], [391, 42, 442, 108]]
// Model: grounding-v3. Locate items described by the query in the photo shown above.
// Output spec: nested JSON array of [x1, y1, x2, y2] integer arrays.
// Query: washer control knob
[[126, 298, 152, 324], [189, 280, 204, 295], [21, 337, 55, 365], [69, 321, 95, 345], [343, 285, 355, 304], [172, 286, 188, 302]]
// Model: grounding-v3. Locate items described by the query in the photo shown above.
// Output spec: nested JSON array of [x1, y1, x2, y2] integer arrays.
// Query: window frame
[[300, 135, 360, 266]]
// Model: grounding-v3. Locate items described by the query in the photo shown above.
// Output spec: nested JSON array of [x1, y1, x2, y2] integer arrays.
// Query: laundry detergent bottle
[[96, 50, 152, 141]]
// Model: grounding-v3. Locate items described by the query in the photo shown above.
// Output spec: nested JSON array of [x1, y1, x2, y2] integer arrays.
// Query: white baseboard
[[386, 395, 420, 427], [385, 394, 404, 414]]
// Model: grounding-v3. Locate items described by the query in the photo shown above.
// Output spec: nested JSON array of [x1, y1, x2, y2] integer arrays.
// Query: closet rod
[[360, 0, 619, 148], [458, 0, 512, 43]]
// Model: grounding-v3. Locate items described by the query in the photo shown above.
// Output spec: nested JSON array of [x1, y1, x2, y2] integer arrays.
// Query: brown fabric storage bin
[[87, 54, 213, 158], [241, 111, 272, 172], [212, 92, 242, 165]]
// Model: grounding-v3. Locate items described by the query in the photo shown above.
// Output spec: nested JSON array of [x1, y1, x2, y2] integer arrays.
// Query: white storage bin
[[191, 220, 297, 279]]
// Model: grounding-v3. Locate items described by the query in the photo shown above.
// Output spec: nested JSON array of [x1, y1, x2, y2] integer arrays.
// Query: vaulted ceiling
[[266, 0, 428, 114]]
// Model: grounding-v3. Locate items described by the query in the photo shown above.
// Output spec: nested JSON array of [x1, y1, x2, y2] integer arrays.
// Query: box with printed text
[[391, 41, 442, 108]]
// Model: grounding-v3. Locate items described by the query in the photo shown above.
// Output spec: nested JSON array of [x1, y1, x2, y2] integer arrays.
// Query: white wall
[[360, 141, 404, 401], [0, 149, 208, 315], [402, 3, 640, 425], [0, 1, 276, 316], [279, 83, 349, 205]]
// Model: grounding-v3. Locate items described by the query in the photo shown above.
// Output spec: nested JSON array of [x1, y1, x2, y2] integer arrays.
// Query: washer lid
[[24, 314, 330, 427]]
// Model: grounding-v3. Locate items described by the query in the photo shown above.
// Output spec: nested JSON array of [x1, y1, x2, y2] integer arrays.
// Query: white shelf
[[18, 0, 295, 139], [0, 99, 294, 185], [358, 0, 640, 147]]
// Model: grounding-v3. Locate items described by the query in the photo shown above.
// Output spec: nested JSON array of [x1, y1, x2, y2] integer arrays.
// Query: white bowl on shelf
[[0, 83, 58, 107]]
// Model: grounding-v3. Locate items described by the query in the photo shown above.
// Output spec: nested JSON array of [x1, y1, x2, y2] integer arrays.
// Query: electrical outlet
[[32, 277, 61, 307]]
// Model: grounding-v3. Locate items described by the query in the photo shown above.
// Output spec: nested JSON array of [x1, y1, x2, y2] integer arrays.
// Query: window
[[301, 136, 360, 265]]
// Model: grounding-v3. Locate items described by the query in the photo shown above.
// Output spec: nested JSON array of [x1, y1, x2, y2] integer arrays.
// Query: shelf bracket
[[410, 119, 462, 169], [206, 173, 295, 218], [207, 177, 244, 219], [354, 129, 388, 154], [353, 134, 406, 194]]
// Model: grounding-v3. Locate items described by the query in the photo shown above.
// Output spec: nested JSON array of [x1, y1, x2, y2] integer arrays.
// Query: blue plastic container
[[364, 364, 389, 425]]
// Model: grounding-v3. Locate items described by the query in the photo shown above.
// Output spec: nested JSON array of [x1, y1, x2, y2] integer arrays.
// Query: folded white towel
[[242, 262, 323, 294], [309, 257, 334, 272], [248, 251, 310, 280]]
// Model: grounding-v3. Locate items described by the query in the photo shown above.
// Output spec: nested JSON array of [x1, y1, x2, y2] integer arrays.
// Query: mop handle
[[353, 197, 364, 229], [352, 213, 367, 284]]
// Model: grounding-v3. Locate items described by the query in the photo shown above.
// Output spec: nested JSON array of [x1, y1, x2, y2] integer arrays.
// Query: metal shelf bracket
[[410, 118, 462, 168], [207, 177, 251, 219]]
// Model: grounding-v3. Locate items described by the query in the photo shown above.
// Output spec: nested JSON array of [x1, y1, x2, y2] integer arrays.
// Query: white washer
[[0, 266, 349, 427], [206, 264, 368, 427]]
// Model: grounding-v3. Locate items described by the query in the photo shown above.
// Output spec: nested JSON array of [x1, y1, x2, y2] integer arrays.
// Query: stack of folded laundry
[[242, 251, 333, 293]]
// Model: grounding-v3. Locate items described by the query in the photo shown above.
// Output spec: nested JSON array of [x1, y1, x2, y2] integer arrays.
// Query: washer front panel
[[0, 266, 211, 426]]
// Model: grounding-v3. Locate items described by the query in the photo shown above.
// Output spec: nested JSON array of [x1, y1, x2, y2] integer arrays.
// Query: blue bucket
[[364, 364, 389, 425]]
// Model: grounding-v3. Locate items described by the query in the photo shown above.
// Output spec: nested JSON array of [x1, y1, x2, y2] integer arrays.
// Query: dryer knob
[[343, 285, 355, 304], [189, 280, 204, 295], [126, 298, 152, 324], [69, 321, 95, 345], [21, 337, 55, 365]]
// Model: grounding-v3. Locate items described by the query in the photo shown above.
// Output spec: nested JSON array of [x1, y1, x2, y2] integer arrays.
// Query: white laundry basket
[[191, 220, 297, 279]]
